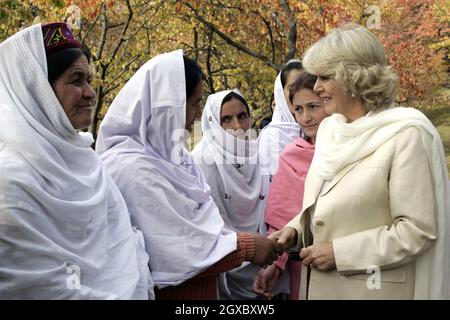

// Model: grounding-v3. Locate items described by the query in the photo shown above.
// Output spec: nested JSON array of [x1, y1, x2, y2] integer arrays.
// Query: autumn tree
[[1, 0, 448, 132]]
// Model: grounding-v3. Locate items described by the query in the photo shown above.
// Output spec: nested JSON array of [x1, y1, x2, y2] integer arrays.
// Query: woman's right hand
[[268, 226, 297, 251], [252, 263, 282, 299], [250, 233, 282, 267]]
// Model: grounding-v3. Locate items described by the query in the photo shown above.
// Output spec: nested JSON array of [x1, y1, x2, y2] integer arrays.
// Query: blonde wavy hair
[[302, 23, 399, 111]]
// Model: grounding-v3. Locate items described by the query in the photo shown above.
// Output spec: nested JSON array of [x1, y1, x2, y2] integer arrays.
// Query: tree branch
[[106, 0, 133, 67], [279, 0, 297, 61], [80, 13, 100, 45], [95, 1, 108, 61], [179, 0, 281, 70], [104, 55, 141, 94]]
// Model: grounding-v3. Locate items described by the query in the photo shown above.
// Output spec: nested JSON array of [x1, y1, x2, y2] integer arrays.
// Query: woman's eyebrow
[[69, 69, 92, 77]]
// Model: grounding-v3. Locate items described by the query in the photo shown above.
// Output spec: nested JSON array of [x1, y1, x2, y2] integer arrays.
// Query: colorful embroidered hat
[[42, 22, 81, 56]]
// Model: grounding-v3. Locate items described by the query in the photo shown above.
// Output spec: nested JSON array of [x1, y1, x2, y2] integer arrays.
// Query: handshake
[[247, 227, 298, 267]]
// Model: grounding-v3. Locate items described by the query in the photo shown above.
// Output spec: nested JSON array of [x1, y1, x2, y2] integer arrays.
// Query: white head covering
[[0, 24, 151, 299], [192, 89, 267, 233], [96, 50, 237, 288], [313, 107, 450, 299], [192, 89, 277, 299], [258, 61, 302, 177]]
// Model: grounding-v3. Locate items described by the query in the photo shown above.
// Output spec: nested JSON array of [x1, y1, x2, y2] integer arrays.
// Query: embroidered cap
[[42, 22, 81, 56]]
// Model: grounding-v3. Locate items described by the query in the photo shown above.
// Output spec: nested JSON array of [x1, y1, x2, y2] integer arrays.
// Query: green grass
[[420, 89, 450, 178]]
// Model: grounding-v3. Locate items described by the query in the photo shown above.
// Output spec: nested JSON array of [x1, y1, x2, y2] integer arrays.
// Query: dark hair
[[288, 72, 318, 105], [221, 91, 250, 115], [259, 115, 272, 130], [280, 60, 303, 88], [183, 55, 204, 100], [46, 46, 91, 85]]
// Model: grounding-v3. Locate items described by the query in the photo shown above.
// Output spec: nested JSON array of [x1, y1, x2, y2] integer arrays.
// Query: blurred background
[[1, 0, 448, 173]]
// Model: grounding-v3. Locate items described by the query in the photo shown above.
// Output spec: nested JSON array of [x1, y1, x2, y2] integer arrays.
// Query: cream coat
[[287, 127, 438, 299]]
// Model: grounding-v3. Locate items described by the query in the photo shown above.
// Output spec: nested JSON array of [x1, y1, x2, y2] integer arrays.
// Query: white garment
[[192, 90, 267, 299], [0, 24, 152, 299], [313, 106, 450, 299], [192, 89, 267, 233], [96, 50, 237, 288], [258, 69, 301, 177]]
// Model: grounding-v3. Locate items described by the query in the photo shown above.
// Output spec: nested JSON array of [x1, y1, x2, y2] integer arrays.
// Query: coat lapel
[[319, 160, 362, 196]]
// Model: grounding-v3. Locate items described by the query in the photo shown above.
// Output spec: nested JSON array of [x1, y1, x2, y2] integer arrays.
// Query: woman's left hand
[[300, 241, 336, 271]]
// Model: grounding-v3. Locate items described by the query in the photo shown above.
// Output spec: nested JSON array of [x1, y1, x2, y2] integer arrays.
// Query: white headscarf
[[192, 89, 272, 299], [258, 62, 302, 177], [0, 24, 151, 299], [192, 89, 267, 233], [96, 50, 237, 288], [314, 107, 450, 299]]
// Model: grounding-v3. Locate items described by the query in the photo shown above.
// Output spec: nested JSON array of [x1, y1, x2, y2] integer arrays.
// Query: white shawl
[[96, 50, 237, 288], [192, 89, 273, 299], [314, 107, 450, 299], [192, 89, 267, 233], [0, 24, 151, 299], [258, 70, 301, 177]]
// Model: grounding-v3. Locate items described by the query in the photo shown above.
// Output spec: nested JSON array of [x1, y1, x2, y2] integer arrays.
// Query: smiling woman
[[0, 22, 152, 299], [255, 72, 327, 301], [271, 23, 450, 300], [47, 46, 95, 130]]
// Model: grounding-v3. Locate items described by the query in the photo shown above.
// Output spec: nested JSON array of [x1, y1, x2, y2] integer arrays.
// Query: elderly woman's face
[[52, 55, 95, 130], [220, 97, 250, 140], [292, 88, 327, 144], [313, 76, 360, 120], [284, 69, 303, 114]]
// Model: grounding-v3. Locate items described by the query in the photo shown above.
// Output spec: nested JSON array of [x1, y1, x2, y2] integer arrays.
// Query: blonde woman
[[271, 23, 450, 300]]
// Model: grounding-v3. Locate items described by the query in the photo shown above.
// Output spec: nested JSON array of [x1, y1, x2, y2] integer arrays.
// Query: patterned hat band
[[42, 22, 81, 56]]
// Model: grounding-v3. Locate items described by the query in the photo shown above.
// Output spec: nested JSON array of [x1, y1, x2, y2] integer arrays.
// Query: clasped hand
[[268, 226, 336, 271], [250, 233, 284, 267]]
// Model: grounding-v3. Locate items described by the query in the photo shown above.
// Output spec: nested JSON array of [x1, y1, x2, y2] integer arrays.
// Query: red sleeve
[[194, 233, 255, 278]]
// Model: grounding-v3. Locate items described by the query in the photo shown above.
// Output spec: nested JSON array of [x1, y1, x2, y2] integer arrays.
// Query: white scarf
[[258, 71, 301, 177], [314, 106, 450, 299], [96, 50, 237, 288], [0, 24, 151, 299], [192, 89, 267, 233], [192, 89, 269, 299]]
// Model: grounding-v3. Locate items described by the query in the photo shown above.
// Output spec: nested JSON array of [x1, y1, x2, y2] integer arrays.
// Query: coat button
[[258, 195, 265, 200], [224, 193, 231, 200], [208, 116, 213, 121], [315, 220, 324, 227]]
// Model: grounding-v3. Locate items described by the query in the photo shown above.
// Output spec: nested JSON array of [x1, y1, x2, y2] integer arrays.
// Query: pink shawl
[[265, 137, 314, 230], [264, 137, 314, 300]]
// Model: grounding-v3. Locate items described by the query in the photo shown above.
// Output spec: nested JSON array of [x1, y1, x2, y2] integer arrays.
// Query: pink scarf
[[264, 137, 314, 300], [265, 137, 314, 230]]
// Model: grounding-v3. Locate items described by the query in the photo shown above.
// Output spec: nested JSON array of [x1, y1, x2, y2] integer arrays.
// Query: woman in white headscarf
[[272, 23, 450, 300], [192, 90, 289, 299], [0, 23, 152, 299], [96, 50, 281, 300], [258, 60, 303, 180]]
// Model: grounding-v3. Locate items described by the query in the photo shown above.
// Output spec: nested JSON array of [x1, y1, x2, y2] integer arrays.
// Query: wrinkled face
[[284, 68, 303, 114], [220, 97, 250, 140], [185, 81, 203, 132], [313, 76, 364, 122], [292, 88, 328, 144], [51, 55, 95, 130]]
